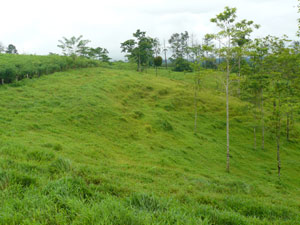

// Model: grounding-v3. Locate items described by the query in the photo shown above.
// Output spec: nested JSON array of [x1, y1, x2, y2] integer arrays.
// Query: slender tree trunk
[[165, 52, 168, 69], [275, 95, 281, 179], [164, 40, 168, 69], [237, 56, 241, 97], [254, 109, 257, 150], [226, 59, 230, 173], [261, 89, 265, 150], [138, 52, 141, 72], [218, 39, 221, 65], [277, 134, 281, 178], [156, 66, 157, 77], [254, 127, 257, 150], [1, 78, 4, 85], [276, 115, 281, 179], [286, 112, 290, 141], [194, 78, 198, 133]]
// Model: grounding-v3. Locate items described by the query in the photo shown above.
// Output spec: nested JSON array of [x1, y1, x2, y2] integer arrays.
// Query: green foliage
[[57, 35, 91, 57], [153, 56, 162, 67], [5, 44, 18, 54], [172, 57, 192, 72], [0, 54, 100, 84], [121, 29, 155, 71], [168, 31, 190, 60], [88, 47, 111, 62]]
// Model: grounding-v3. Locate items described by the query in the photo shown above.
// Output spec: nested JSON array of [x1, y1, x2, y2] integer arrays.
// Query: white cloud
[[0, 0, 298, 59]]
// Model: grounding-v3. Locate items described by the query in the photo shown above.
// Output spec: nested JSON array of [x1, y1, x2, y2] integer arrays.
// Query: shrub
[[172, 57, 192, 72]]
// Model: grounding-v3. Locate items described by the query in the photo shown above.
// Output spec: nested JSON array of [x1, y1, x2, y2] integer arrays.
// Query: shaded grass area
[[0, 67, 299, 224]]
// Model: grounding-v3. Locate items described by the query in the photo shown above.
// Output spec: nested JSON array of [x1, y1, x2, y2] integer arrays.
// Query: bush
[[154, 56, 163, 67], [172, 57, 192, 72]]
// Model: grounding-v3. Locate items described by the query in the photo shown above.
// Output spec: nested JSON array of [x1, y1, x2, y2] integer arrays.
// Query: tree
[[153, 38, 161, 57], [259, 36, 296, 179], [121, 29, 155, 72], [88, 47, 111, 62], [191, 57, 203, 133], [6, 44, 18, 54], [168, 31, 189, 61], [248, 37, 271, 150], [163, 39, 168, 69], [273, 42, 299, 142], [154, 56, 162, 76], [210, 6, 238, 173], [189, 43, 202, 63], [232, 19, 260, 96], [202, 34, 216, 69], [58, 35, 90, 57], [267, 67, 285, 179]]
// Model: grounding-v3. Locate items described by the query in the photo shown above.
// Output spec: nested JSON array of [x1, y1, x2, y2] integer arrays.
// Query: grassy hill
[[0, 66, 299, 224]]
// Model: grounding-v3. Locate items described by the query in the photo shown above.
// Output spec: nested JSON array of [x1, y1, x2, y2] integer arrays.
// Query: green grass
[[0, 66, 299, 224]]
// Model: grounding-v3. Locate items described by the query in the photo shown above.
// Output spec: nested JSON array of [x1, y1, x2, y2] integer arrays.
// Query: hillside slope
[[0, 67, 299, 224]]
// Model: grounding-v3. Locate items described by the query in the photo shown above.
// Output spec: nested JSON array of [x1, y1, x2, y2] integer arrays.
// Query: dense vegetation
[[0, 54, 101, 84]]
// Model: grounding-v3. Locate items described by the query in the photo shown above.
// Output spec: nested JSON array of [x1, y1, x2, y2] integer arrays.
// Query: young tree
[[262, 36, 294, 178], [275, 44, 299, 141], [247, 37, 270, 150], [202, 34, 216, 69], [191, 57, 203, 133], [189, 43, 202, 63], [268, 68, 285, 179], [58, 35, 90, 57], [153, 38, 161, 57], [210, 6, 238, 173], [121, 29, 154, 72], [154, 56, 163, 76], [163, 39, 168, 69], [232, 20, 260, 96]]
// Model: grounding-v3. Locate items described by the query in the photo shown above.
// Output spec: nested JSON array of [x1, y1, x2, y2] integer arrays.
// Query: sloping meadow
[[0, 67, 299, 224]]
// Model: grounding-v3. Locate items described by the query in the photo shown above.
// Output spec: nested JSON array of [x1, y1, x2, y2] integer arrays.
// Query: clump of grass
[[158, 89, 169, 96], [43, 176, 92, 199], [42, 143, 63, 151], [160, 119, 173, 131], [132, 110, 144, 119], [127, 193, 169, 212], [48, 158, 71, 174], [27, 150, 55, 162], [144, 124, 153, 133], [53, 143, 63, 151], [0, 170, 37, 189]]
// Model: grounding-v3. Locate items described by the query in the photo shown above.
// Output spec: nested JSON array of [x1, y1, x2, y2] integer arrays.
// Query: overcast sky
[[0, 0, 298, 60]]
